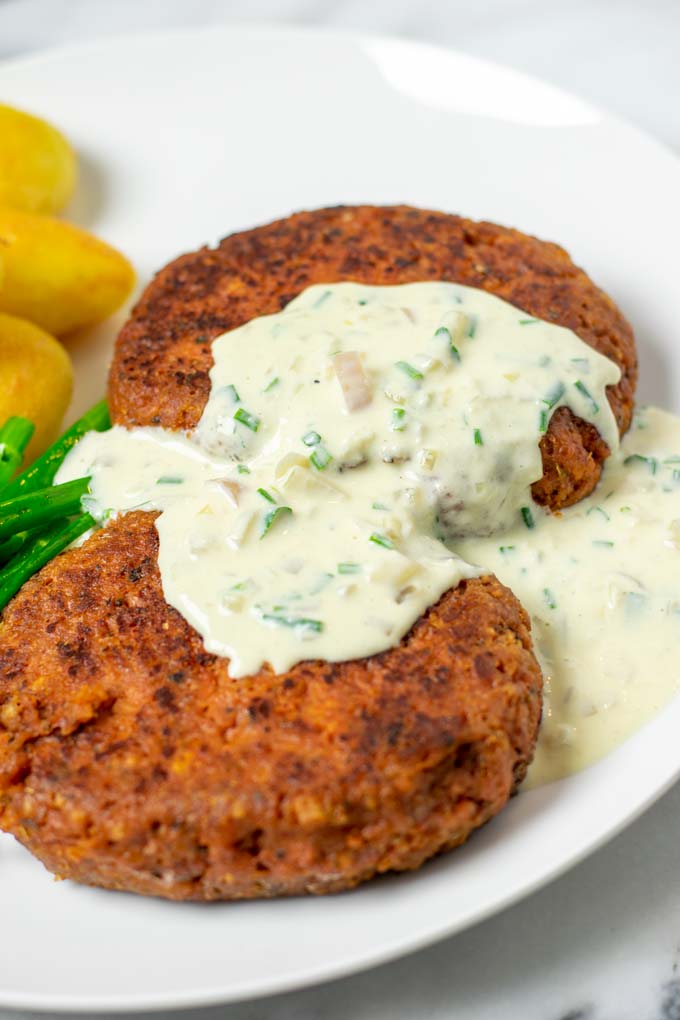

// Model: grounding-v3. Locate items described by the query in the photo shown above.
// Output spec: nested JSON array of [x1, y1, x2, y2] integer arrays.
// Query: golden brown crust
[[0, 513, 542, 900], [110, 204, 637, 509], [1, 205, 635, 899]]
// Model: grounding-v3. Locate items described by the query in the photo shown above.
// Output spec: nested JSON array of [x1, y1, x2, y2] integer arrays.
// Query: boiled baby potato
[[0, 103, 77, 215], [0, 206, 135, 336], [0, 313, 73, 463]]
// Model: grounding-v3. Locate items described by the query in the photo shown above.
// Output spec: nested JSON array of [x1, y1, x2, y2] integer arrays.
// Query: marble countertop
[[1, 2, 679, 1018]]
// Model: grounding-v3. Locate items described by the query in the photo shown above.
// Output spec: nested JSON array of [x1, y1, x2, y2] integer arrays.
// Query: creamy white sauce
[[57, 282, 616, 683], [459, 405, 680, 786], [56, 280, 678, 789], [61, 422, 477, 676], [197, 282, 620, 539]]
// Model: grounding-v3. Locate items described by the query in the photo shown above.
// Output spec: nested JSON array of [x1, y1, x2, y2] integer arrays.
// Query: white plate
[[1, 24, 680, 1013]]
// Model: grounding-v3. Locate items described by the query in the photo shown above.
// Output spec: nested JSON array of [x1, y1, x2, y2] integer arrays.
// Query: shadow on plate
[[63, 148, 108, 230]]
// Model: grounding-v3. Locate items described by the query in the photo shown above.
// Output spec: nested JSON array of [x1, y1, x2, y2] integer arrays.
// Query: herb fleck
[[310, 445, 332, 471], [261, 505, 292, 538], [624, 454, 658, 475], [392, 408, 407, 431], [521, 506, 535, 529], [234, 407, 260, 432], [338, 562, 361, 574], [370, 532, 395, 550], [395, 360, 424, 382], [574, 379, 599, 414], [261, 613, 323, 633]]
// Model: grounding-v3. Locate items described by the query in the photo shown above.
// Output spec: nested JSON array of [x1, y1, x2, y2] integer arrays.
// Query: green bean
[[0, 416, 35, 492], [0, 514, 95, 611], [2, 399, 109, 500], [0, 477, 90, 543]]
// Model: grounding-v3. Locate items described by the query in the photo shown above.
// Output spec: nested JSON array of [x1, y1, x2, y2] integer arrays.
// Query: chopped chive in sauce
[[587, 506, 610, 522], [372, 501, 390, 511], [519, 317, 539, 325], [302, 430, 321, 447], [338, 562, 361, 574], [237, 464, 251, 475], [357, 298, 368, 306], [395, 360, 424, 382], [539, 408, 549, 433], [261, 505, 292, 538], [310, 445, 332, 471], [263, 377, 280, 393], [392, 407, 407, 431], [433, 325, 461, 362], [257, 487, 276, 504], [543, 381, 566, 409], [574, 379, 599, 413], [466, 315, 478, 338], [261, 613, 323, 633], [663, 456, 680, 465], [543, 588, 557, 610], [674, 470, 680, 483], [370, 532, 395, 550], [499, 545, 516, 554], [623, 454, 658, 475], [224, 384, 240, 403], [620, 505, 632, 513], [156, 475, 184, 485], [570, 357, 590, 371], [313, 289, 332, 308], [473, 428, 483, 446], [234, 407, 260, 432], [309, 572, 334, 595], [521, 506, 535, 529], [593, 540, 615, 548]]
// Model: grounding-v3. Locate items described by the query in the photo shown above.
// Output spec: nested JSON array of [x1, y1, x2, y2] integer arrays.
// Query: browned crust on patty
[[110, 204, 637, 510], [1, 205, 633, 900], [0, 513, 542, 900]]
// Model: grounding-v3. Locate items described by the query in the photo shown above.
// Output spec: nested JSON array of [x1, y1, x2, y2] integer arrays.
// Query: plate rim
[[1, 21, 680, 1013], [2, 18, 679, 167]]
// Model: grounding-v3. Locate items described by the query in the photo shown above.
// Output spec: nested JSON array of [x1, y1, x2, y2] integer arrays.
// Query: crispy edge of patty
[[110, 204, 637, 510], [0, 512, 542, 900]]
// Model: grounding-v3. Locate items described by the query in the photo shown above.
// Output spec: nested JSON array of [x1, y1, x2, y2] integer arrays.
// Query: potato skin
[[110, 204, 637, 510], [0, 312, 72, 462], [0, 512, 542, 900], [0, 104, 77, 215], [0, 206, 135, 336]]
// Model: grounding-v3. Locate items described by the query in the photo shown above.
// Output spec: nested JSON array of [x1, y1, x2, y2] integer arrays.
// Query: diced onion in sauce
[[333, 351, 372, 411]]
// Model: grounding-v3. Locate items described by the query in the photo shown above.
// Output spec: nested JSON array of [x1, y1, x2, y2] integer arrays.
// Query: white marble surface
[[1, 1, 680, 1018]]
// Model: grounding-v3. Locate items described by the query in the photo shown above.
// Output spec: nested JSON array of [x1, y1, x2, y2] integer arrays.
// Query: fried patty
[[111, 204, 636, 509], [0, 205, 635, 899], [0, 513, 541, 900]]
